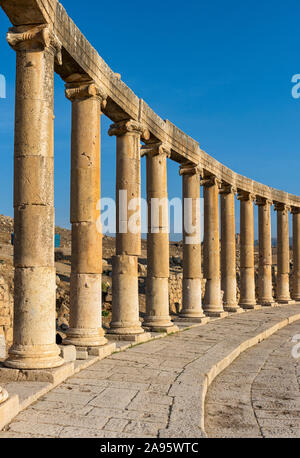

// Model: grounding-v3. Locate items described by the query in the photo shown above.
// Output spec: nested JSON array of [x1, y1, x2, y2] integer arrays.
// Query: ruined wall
[[0, 276, 13, 357], [169, 272, 183, 314]]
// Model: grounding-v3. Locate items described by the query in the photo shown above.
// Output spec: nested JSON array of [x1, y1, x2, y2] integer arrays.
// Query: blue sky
[[0, 0, 299, 239]]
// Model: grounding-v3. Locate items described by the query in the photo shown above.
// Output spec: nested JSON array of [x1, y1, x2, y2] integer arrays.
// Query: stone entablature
[[1, 0, 299, 209]]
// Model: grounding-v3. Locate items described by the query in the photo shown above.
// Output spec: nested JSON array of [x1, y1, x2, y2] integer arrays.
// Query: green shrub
[[102, 281, 110, 293]]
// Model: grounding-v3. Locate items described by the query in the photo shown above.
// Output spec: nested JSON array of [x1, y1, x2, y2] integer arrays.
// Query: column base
[[239, 302, 260, 310], [63, 328, 107, 348], [107, 332, 151, 343], [176, 316, 210, 324], [71, 342, 116, 359], [178, 306, 208, 322], [260, 300, 277, 307], [143, 315, 175, 329], [59, 345, 77, 363], [182, 279, 203, 318], [4, 343, 63, 370], [179, 309, 205, 319], [277, 299, 296, 304], [223, 305, 244, 313], [203, 302, 225, 317], [179, 308, 206, 320], [143, 324, 179, 334], [88, 343, 116, 357], [291, 296, 300, 302], [107, 322, 145, 336], [204, 310, 228, 318], [0, 361, 74, 385]]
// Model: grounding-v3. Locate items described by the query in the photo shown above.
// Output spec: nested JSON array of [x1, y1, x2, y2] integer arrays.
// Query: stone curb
[[159, 310, 300, 438]]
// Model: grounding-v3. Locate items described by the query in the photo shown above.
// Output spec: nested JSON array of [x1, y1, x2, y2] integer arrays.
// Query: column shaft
[[143, 144, 176, 331], [238, 192, 257, 309], [257, 199, 275, 306], [5, 25, 63, 369], [203, 177, 225, 316], [220, 186, 240, 312], [64, 82, 107, 347], [180, 165, 205, 319], [275, 204, 292, 303], [108, 120, 149, 336], [292, 208, 300, 300]]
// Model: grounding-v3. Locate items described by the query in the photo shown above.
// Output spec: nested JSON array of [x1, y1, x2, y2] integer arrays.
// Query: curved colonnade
[[0, 0, 299, 387]]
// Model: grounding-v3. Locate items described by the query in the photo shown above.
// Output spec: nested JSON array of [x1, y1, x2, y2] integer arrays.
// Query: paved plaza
[[1, 305, 300, 438]]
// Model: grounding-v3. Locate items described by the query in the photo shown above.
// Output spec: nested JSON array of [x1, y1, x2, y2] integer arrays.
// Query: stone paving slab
[[205, 320, 300, 438], [0, 327, 196, 429], [1, 304, 300, 437]]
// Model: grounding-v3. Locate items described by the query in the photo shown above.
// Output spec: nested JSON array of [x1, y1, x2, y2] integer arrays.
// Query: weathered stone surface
[[14, 206, 54, 268], [257, 198, 275, 306], [5, 267, 62, 370], [203, 177, 223, 314], [0, 276, 13, 352], [0, 394, 19, 430], [2, 305, 300, 437], [275, 204, 292, 302], [205, 320, 300, 438], [144, 277, 175, 330], [5, 24, 62, 370], [238, 192, 257, 309], [64, 83, 107, 348], [59, 345, 76, 363], [221, 185, 240, 312], [180, 165, 204, 319], [0, 334, 5, 359], [109, 255, 144, 336], [65, 273, 106, 347], [71, 223, 102, 274]]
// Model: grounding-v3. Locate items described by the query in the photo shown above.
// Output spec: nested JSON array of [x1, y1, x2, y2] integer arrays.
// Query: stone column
[[5, 25, 63, 369], [179, 164, 207, 321], [108, 120, 150, 339], [202, 176, 227, 317], [141, 143, 177, 332], [0, 387, 8, 404], [220, 184, 241, 312], [256, 198, 276, 306], [275, 203, 293, 303], [63, 81, 108, 347], [292, 207, 300, 301], [237, 192, 257, 309]]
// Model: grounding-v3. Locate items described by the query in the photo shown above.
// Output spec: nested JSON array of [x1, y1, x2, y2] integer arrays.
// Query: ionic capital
[[291, 206, 300, 215], [0, 386, 8, 404], [65, 81, 107, 108], [179, 163, 202, 177], [200, 175, 221, 189], [7, 25, 62, 65], [108, 120, 150, 140], [274, 202, 291, 213], [255, 196, 273, 207], [237, 190, 255, 202], [219, 183, 237, 195], [141, 142, 171, 159]]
